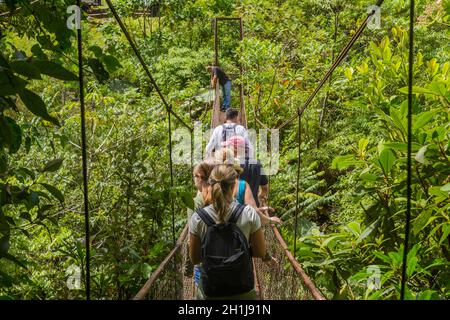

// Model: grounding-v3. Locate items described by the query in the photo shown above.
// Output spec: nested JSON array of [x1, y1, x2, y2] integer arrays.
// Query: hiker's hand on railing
[[258, 207, 282, 225], [269, 216, 282, 225]]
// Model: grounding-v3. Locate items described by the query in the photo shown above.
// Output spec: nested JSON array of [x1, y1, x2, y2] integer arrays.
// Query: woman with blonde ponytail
[[189, 164, 277, 300], [208, 164, 237, 223]]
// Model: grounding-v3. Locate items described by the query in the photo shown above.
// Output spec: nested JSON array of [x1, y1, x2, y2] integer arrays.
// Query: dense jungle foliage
[[0, 0, 449, 300]]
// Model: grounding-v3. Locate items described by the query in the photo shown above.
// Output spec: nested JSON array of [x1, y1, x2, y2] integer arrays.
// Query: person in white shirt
[[205, 108, 254, 160]]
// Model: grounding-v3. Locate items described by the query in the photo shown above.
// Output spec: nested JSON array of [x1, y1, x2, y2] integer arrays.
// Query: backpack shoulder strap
[[196, 208, 215, 227], [228, 203, 246, 224], [221, 123, 237, 142], [221, 124, 226, 142]]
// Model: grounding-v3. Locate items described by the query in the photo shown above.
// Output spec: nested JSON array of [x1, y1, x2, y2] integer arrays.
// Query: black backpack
[[196, 204, 254, 297]]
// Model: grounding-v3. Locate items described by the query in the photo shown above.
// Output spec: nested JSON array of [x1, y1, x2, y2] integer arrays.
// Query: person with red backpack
[[189, 164, 277, 300]]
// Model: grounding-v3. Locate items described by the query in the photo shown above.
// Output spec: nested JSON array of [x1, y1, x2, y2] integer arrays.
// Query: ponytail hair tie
[[220, 180, 227, 190]]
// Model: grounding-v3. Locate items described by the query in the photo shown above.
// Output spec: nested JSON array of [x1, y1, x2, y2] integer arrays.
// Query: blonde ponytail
[[209, 164, 237, 223]]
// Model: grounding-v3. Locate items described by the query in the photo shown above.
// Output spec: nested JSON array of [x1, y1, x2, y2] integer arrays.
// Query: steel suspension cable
[[276, 0, 384, 130], [294, 112, 301, 255], [400, 0, 414, 301], [104, 0, 193, 132], [76, 0, 90, 300], [167, 111, 175, 246]]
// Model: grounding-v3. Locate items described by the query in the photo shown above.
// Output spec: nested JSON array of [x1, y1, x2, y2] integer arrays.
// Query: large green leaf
[[357, 218, 379, 243], [412, 210, 433, 235], [383, 141, 420, 152], [331, 155, 363, 170], [41, 158, 64, 173], [378, 149, 396, 174], [398, 86, 435, 95], [0, 117, 22, 154], [0, 71, 18, 96], [31, 60, 78, 81], [180, 191, 194, 210], [102, 55, 122, 73], [18, 89, 60, 126], [1, 253, 27, 269], [88, 46, 103, 58], [87, 58, 110, 83], [413, 111, 435, 131], [389, 107, 406, 135], [10, 61, 42, 80], [40, 183, 64, 203], [0, 237, 10, 255], [439, 223, 450, 245], [406, 246, 419, 277]]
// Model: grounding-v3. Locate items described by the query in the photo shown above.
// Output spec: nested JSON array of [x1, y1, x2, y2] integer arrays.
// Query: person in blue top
[[206, 65, 231, 111]]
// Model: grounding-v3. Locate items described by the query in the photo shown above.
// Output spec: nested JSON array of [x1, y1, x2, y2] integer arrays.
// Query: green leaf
[[321, 235, 345, 248], [383, 142, 420, 152], [31, 44, 48, 60], [0, 270, 14, 289], [360, 173, 379, 182], [428, 81, 447, 97], [439, 223, 450, 245], [412, 210, 432, 235], [0, 54, 10, 68], [378, 149, 396, 174], [0, 237, 10, 255], [357, 218, 379, 243], [429, 186, 448, 198], [31, 60, 78, 81], [118, 274, 130, 285], [331, 155, 363, 170], [406, 245, 419, 277], [18, 89, 60, 126], [180, 191, 194, 210], [10, 61, 42, 80], [413, 111, 435, 131], [358, 138, 369, 151], [373, 251, 391, 264], [88, 46, 103, 58], [141, 263, 152, 279], [87, 58, 109, 83], [41, 158, 64, 173], [0, 117, 22, 154], [346, 221, 361, 236], [440, 183, 450, 192], [344, 67, 353, 80], [1, 253, 27, 269], [17, 167, 35, 180], [398, 86, 435, 95], [40, 183, 64, 203], [389, 107, 406, 135], [102, 55, 122, 73], [0, 71, 18, 96]]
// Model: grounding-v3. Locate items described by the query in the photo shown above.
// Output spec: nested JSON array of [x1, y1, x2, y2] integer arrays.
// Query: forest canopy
[[0, 0, 449, 300]]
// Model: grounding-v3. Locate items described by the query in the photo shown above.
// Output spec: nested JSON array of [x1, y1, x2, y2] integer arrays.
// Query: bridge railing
[[133, 225, 188, 300], [133, 223, 325, 300], [254, 225, 326, 300]]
